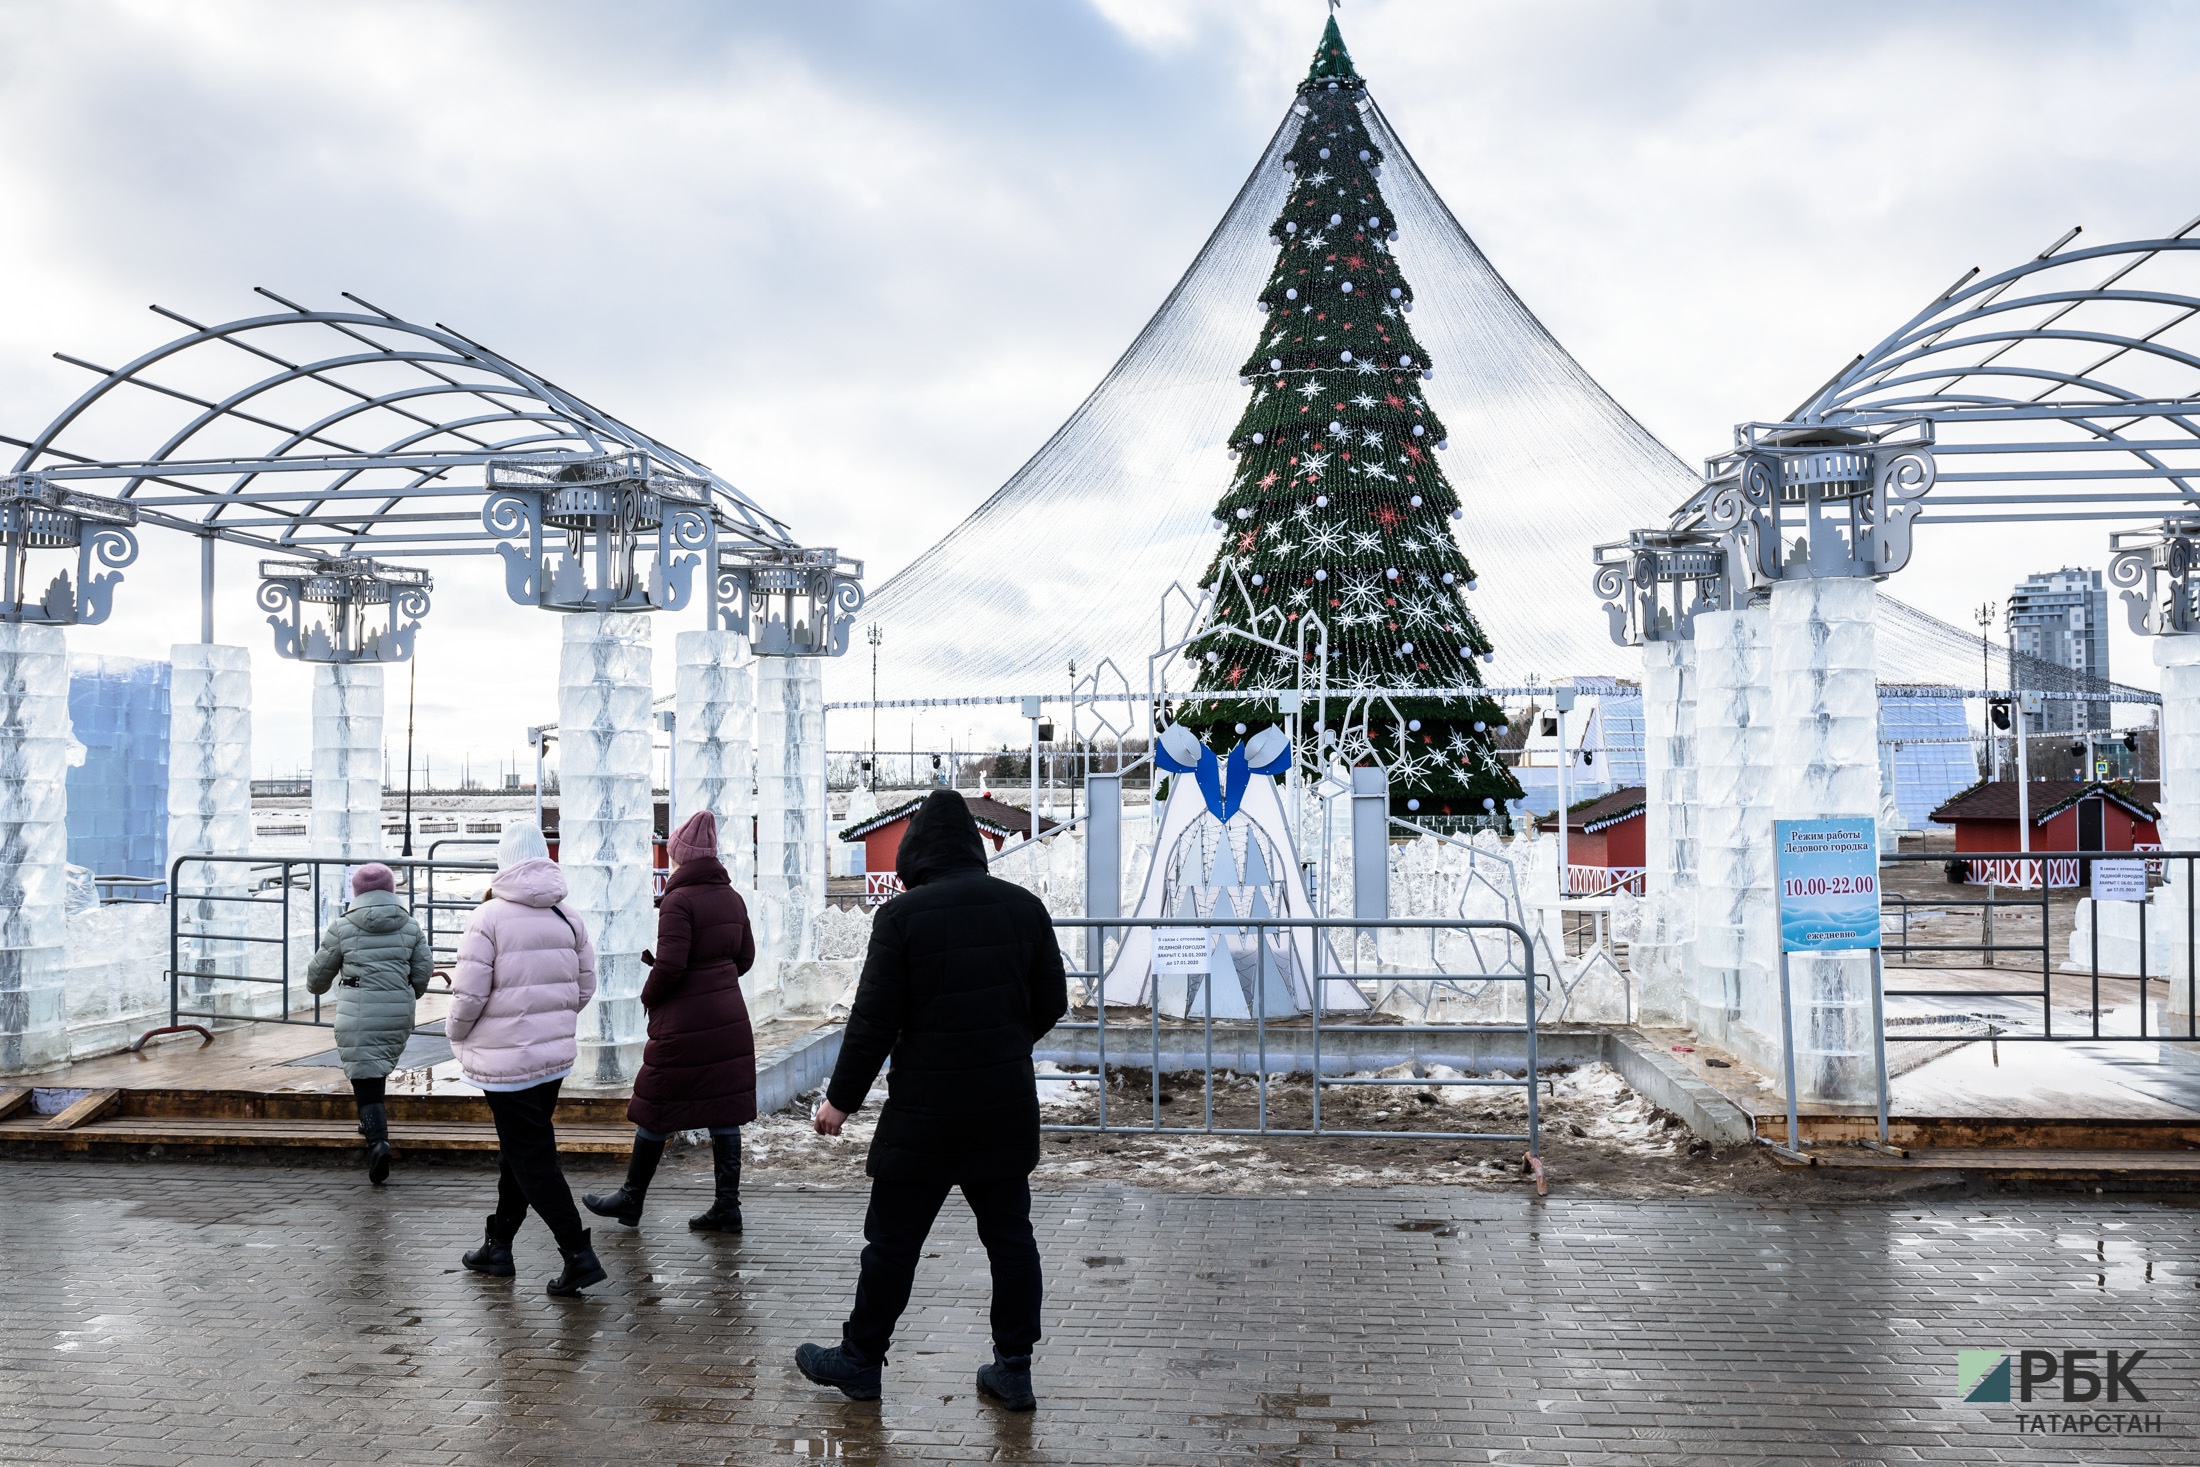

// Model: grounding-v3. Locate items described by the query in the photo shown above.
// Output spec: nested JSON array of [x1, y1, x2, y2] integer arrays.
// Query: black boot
[[546, 1230, 607, 1297], [689, 1132, 743, 1232], [357, 1102, 392, 1187], [976, 1351, 1036, 1412], [462, 1214, 518, 1277], [583, 1134, 664, 1227], [795, 1341, 881, 1402]]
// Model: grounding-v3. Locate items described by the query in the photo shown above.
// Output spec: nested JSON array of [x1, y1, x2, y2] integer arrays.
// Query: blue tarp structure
[[67, 655, 169, 879], [1880, 692, 1978, 829]]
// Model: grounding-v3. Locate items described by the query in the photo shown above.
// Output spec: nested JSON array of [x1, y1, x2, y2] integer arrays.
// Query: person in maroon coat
[[583, 810, 757, 1232]]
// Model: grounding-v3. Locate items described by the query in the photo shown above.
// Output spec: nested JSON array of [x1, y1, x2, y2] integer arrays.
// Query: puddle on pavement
[[1393, 1218, 1458, 1237]]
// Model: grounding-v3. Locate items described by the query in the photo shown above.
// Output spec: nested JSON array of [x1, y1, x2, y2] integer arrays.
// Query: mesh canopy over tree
[[1176, 20, 1520, 821]]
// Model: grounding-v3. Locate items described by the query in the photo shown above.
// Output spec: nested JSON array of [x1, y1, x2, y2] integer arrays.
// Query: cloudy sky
[[4, 0, 2196, 776]]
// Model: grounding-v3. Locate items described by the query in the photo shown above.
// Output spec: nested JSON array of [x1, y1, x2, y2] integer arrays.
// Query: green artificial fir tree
[[1177, 18, 1522, 824]]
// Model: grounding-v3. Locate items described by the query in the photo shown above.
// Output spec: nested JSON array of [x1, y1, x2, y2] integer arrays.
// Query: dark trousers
[[349, 1076, 385, 1112], [482, 1079, 586, 1250], [843, 1176, 1042, 1364]]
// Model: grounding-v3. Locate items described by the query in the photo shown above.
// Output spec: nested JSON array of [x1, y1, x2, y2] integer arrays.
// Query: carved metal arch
[[7, 296, 799, 559]]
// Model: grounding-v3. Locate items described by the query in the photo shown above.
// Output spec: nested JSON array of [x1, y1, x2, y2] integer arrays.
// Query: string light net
[[832, 18, 2104, 714]]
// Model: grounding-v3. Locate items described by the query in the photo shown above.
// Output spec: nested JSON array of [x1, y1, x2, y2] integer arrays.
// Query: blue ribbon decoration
[[1157, 728, 1294, 823]]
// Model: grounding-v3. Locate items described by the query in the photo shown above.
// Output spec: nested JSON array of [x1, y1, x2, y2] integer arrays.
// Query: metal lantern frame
[[715, 544, 868, 656], [256, 554, 432, 663], [1591, 526, 1735, 647], [0, 473, 139, 626], [1, 290, 857, 655], [2108, 517, 2200, 636]]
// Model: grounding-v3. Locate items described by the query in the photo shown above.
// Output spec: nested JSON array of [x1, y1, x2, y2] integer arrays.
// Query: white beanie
[[497, 820, 550, 868]]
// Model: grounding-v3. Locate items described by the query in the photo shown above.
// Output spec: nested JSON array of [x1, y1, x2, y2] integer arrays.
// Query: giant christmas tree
[[1177, 18, 1522, 823]]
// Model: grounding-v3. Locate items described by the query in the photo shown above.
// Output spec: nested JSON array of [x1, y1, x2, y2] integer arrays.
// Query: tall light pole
[[866, 623, 882, 792], [1975, 600, 1997, 780]]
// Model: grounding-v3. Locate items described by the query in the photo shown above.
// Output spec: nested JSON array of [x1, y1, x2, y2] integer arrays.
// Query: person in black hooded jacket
[[794, 789, 1068, 1412]]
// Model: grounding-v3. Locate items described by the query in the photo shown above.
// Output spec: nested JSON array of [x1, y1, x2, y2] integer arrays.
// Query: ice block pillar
[[673, 630, 755, 892], [558, 613, 655, 1087], [0, 623, 72, 1073], [2155, 633, 2200, 1031], [1634, 636, 1697, 1025], [309, 662, 384, 860], [753, 654, 826, 998], [1692, 606, 1773, 1053], [1769, 577, 1879, 1104], [168, 644, 253, 1017]]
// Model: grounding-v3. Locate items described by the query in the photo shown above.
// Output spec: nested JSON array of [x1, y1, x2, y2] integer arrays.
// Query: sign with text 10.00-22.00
[[1774, 818, 1881, 953]]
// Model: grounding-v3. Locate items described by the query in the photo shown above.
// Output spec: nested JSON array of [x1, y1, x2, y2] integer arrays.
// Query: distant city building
[[2008, 566, 2110, 733]]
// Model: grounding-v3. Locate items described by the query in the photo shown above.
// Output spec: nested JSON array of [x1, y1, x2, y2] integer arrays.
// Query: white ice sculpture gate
[[754, 654, 826, 997], [674, 629, 756, 893], [0, 622, 72, 1071], [1692, 604, 1773, 1057]]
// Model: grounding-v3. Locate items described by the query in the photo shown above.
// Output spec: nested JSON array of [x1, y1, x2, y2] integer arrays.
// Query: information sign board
[[1151, 928, 1212, 974], [2091, 859, 2147, 903], [1774, 818, 1881, 953]]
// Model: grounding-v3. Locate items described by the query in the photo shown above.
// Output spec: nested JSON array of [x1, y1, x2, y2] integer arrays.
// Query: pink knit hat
[[351, 862, 396, 896], [667, 810, 718, 864]]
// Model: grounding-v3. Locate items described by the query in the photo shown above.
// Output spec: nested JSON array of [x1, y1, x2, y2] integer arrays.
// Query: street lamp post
[[867, 623, 882, 793]]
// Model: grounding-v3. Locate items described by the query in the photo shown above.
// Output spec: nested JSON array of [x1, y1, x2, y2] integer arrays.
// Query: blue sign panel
[[1774, 818, 1881, 953]]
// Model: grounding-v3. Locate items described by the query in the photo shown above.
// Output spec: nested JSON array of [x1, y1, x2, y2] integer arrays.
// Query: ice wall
[[673, 630, 754, 890], [754, 656, 826, 998], [1694, 607, 1773, 1059], [310, 662, 383, 860], [1769, 578, 1879, 1104], [1634, 637, 1696, 1024], [559, 613, 655, 1086], [0, 623, 72, 1073]]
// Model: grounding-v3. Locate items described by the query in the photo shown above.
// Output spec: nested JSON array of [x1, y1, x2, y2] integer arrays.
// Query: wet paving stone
[[1, 1158, 2196, 1463]]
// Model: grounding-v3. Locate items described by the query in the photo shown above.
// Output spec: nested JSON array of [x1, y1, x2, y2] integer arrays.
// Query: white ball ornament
[[1389, 287, 1402, 299], [1400, 642, 1415, 655], [1250, 574, 1263, 586], [1408, 719, 1421, 731], [1340, 281, 1353, 293], [1314, 568, 1328, 581], [1236, 507, 1251, 519], [1458, 646, 1471, 658], [1206, 651, 1219, 663], [1410, 495, 1423, 508], [1467, 578, 1478, 590], [1482, 652, 1495, 663], [1406, 798, 1420, 811], [1358, 149, 1370, 160], [1250, 432, 1264, 444], [1385, 568, 1399, 580], [1440, 571, 1453, 584], [1285, 287, 1298, 299], [1398, 355, 1411, 367], [1329, 213, 1342, 225], [1286, 222, 1297, 234], [1339, 350, 1353, 362], [1451, 509, 1464, 520], [1411, 425, 1424, 436], [1318, 147, 1330, 158], [1328, 420, 1343, 434], [1473, 720, 1486, 732], [1368, 216, 1380, 228], [1315, 495, 1328, 507], [1234, 722, 1248, 734], [1269, 358, 1282, 370], [1482, 797, 1496, 811], [1437, 439, 1449, 450]]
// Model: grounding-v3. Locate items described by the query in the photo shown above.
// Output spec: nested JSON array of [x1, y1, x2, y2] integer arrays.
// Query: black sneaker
[[795, 1342, 882, 1401], [976, 1352, 1036, 1412]]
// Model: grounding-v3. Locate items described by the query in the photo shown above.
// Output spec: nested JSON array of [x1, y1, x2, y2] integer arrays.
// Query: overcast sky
[[4, 0, 2197, 776]]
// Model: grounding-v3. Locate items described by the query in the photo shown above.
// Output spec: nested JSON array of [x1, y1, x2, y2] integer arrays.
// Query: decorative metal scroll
[[1591, 528, 1731, 647], [1703, 431, 1936, 588], [715, 545, 866, 656], [257, 555, 432, 663], [482, 452, 714, 614], [0, 473, 139, 627], [2108, 519, 2200, 637]]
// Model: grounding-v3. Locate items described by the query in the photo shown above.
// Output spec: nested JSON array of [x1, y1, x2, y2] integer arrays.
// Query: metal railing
[[1879, 848, 2198, 1043], [167, 851, 496, 1031], [1039, 915, 1542, 1175]]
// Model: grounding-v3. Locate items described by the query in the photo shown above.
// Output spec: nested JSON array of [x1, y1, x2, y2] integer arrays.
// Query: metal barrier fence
[[1041, 915, 1543, 1178], [1879, 848, 2199, 1043], [167, 851, 497, 1030]]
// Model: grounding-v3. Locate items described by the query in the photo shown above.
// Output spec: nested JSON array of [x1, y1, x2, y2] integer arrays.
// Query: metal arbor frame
[[1, 289, 861, 649]]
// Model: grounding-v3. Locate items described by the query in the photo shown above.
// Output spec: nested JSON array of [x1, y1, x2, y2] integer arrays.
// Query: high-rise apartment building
[[2008, 566, 2110, 733]]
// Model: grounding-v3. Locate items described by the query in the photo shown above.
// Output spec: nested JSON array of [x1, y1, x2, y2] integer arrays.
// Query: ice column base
[[1770, 578, 1879, 1105], [559, 613, 655, 1087], [310, 662, 385, 863], [1633, 638, 1697, 1025], [754, 656, 826, 1016], [673, 631, 755, 891], [168, 645, 258, 1022], [1692, 607, 1773, 1058], [2153, 633, 2200, 1031], [0, 623, 71, 1074]]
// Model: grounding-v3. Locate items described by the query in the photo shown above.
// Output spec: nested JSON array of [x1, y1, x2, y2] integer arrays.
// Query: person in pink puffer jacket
[[447, 821, 607, 1298]]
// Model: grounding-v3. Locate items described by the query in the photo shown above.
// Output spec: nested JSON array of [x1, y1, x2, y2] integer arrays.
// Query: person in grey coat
[[306, 863, 434, 1185]]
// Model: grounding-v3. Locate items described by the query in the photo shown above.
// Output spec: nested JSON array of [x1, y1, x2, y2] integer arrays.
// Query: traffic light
[[2068, 742, 2086, 758], [1988, 700, 2012, 730]]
